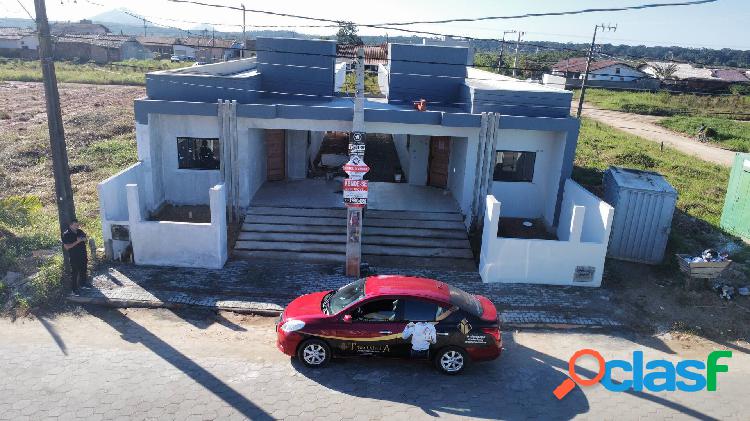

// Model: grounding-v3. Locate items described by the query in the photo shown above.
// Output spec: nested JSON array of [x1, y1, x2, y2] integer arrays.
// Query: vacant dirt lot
[[0, 81, 144, 203]]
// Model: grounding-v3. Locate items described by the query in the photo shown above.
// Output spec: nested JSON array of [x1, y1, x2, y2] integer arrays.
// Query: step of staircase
[[234, 206, 475, 269]]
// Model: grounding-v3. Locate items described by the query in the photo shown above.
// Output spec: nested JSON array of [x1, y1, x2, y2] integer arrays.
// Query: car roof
[[364, 275, 451, 303]]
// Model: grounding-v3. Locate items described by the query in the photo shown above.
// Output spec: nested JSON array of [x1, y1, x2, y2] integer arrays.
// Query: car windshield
[[328, 278, 366, 314], [448, 285, 483, 317]]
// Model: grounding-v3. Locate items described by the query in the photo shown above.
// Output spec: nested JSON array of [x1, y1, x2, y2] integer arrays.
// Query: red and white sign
[[342, 155, 370, 180], [343, 178, 368, 207]]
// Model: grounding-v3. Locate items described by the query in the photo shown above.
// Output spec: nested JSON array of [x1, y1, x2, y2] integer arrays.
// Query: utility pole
[[344, 47, 368, 278], [240, 3, 246, 58], [33, 0, 76, 275], [498, 30, 516, 73], [576, 23, 617, 119], [512, 31, 525, 78], [142, 18, 147, 37]]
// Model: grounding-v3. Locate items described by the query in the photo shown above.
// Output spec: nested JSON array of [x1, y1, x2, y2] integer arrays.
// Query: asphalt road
[[578, 104, 737, 167], [1, 308, 748, 420]]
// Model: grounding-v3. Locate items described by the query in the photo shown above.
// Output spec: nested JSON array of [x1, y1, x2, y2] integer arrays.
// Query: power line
[[15, 0, 35, 21], [369, 0, 717, 26]]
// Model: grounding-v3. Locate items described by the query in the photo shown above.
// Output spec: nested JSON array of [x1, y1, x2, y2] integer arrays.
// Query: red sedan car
[[276, 275, 502, 374]]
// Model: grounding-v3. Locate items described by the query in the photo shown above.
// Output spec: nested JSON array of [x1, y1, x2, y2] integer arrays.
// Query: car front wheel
[[297, 338, 331, 368], [435, 347, 467, 375]]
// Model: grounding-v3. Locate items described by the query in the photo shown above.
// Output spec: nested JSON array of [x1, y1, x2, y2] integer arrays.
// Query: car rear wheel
[[435, 347, 467, 375], [297, 339, 331, 368]]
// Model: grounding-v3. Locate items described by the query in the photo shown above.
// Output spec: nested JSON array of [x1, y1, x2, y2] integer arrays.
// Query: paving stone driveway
[[78, 259, 623, 326], [1, 310, 746, 421]]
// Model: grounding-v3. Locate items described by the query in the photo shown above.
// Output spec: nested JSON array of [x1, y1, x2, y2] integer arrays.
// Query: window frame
[[493, 150, 537, 183], [176, 136, 220, 171]]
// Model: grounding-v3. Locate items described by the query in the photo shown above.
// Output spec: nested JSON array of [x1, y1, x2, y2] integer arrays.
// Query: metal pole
[[498, 30, 515, 73], [577, 24, 616, 119], [345, 47, 366, 278], [33, 0, 77, 280], [143, 18, 147, 37], [241, 3, 246, 58]]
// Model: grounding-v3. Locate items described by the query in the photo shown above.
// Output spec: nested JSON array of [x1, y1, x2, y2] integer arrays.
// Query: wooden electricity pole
[[576, 24, 617, 119], [33, 0, 77, 259]]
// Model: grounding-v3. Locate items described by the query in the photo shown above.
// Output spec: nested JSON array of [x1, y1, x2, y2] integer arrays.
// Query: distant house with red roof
[[552, 57, 646, 82]]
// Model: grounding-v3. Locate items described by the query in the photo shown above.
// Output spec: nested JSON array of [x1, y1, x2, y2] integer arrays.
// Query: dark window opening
[[403, 300, 440, 322], [493, 151, 536, 182], [177, 137, 220, 170], [352, 299, 400, 322], [615, 67, 621, 74]]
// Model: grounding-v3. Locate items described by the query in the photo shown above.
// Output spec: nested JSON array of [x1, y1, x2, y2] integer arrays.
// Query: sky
[[2, 0, 749, 50]]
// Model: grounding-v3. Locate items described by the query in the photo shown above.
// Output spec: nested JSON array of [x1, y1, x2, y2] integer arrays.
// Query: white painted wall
[[447, 137, 469, 216], [286, 130, 308, 179], [479, 180, 615, 286], [588, 64, 644, 82], [127, 183, 227, 269], [490, 129, 565, 227], [334, 62, 347, 92], [240, 127, 267, 206], [392, 134, 409, 177], [98, 162, 143, 259], [406, 135, 429, 186], [151, 115, 222, 205]]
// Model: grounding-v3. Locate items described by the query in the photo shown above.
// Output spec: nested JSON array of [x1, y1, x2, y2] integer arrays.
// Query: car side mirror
[[342, 314, 352, 323]]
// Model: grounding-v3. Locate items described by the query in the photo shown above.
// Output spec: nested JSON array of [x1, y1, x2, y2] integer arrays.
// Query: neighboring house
[[639, 61, 747, 92], [98, 38, 614, 287], [0, 27, 38, 50], [0, 27, 38, 59], [336, 44, 388, 72], [549, 57, 658, 91], [553, 58, 646, 80], [54, 35, 151, 63], [173, 38, 242, 62], [335, 44, 388, 92], [137, 36, 178, 58], [50, 20, 109, 35]]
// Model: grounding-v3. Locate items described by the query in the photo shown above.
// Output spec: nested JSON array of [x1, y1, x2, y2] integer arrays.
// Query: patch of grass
[[28, 254, 64, 306], [576, 88, 750, 120], [78, 135, 138, 172], [658, 116, 750, 152], [575, 118, 747, 259], [0, 59, 187, 86], [0, 195, 58, 275]]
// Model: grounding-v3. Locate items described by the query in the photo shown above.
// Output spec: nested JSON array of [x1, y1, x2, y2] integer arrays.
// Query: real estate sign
[[343, 179, 368, 207]]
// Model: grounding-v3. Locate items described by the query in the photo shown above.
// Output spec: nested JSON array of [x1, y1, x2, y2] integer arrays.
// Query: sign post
[[345, 47, 367, 277]]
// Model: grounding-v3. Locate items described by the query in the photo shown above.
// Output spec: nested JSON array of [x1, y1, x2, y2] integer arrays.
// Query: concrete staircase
[[234, 206, 475, 270]]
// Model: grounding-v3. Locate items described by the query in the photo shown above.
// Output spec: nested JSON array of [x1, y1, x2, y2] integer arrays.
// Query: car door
[[330, 298, 409, 357], [400, 299, 457, 352]]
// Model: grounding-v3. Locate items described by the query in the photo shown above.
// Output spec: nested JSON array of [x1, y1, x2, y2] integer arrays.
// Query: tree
[[651, 62, 678, 80], [336, 21, 362, 45]]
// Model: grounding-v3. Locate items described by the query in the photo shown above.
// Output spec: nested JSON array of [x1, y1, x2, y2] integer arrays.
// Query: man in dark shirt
[[62, 219, 88, 295]]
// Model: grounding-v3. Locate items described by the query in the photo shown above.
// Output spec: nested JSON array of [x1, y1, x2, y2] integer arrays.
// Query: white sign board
[[343, 179, 368, 207], [343, 155, 370, 180]]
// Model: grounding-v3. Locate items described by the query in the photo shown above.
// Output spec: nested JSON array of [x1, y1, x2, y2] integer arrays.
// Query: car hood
[[283, 291, 330, 320]]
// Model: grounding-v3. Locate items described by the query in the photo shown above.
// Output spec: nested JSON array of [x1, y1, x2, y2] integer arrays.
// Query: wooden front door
[[428, 136, 451, 188], [266, 129, 285, 181]]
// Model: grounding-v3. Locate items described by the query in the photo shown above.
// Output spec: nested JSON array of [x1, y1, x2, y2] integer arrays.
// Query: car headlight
[[280, 319, 305, 333]]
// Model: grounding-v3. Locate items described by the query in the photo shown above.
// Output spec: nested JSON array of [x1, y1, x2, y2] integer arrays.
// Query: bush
[[0, 195, 42, 226], [729, 84, 750, 95], [614, 150, 657, 168], [619, 103, 676, 116]]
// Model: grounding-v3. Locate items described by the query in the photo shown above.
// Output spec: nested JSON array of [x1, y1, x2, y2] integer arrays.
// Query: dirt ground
[[578, 103, 736, 167], [0, 81, 144, 203]]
